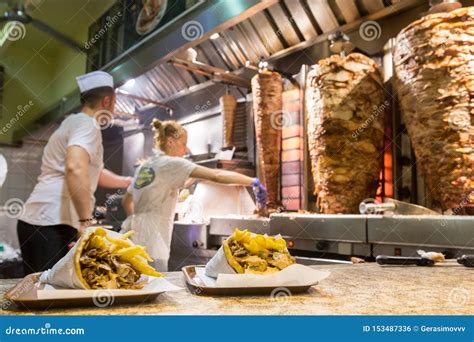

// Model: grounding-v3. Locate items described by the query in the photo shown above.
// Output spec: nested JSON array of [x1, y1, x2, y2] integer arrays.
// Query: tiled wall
[[0, 124, 56, 249], [0, 144, 44, 204]]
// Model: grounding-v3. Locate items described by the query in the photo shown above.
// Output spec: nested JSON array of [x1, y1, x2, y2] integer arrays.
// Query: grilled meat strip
[[252, 71, 283, 208]]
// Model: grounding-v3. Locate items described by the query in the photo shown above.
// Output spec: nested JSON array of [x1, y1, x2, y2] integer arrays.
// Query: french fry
[[125, 256, 163, 277], [89, 235, 107, 250], [120, 230, 135, 240], [106, 235, 132, 248], [115, 246, 153, 262], [94, 227, 107, 237]]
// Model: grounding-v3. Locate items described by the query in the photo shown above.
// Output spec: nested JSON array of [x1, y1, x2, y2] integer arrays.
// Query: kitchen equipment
[[168, 184, 262, 272], [270, 213, 370, 258], [168, 222, 213, 271], [368, 215, 474, 257], [376, 255, 435, 266], [359, 198, 440, 215], [170, 213, 474, 270], [457, 255, 474, 268]]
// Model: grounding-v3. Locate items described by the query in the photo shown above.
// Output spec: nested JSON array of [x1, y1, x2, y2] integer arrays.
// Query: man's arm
[[121, 192, 134, 216], [98, 168, 132, 189], [65, 146, 93, 224]]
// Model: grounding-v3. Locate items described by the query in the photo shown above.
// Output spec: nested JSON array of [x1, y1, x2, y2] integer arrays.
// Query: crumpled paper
[[204, 246, 236, 278]]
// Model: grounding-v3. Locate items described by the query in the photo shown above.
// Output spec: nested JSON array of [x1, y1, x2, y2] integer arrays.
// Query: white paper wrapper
[[39, 227, 147, 290], [39, 234, 90, 289], [198, 264, 330, 288], [204, 246, 236, 278]]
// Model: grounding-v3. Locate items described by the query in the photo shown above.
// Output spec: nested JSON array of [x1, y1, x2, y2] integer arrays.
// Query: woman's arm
[[122, 192, 134, 216], [183, 177, 197, 189], [99, 169, 132, 189], [190, 166, 254, 186]]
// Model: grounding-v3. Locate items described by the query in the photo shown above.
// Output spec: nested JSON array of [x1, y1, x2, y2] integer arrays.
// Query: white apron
[[121, 150, 196, 271]]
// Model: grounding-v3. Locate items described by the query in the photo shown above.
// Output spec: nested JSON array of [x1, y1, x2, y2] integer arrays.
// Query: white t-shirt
[[21, 113, 104, 229], [121, 150, 196, 260]]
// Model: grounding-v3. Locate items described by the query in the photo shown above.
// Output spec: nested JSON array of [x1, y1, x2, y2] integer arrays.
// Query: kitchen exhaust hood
[[17, 0, 429, 141]]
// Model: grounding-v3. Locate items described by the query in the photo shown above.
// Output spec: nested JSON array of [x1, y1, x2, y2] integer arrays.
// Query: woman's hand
[[251, 178, 268, 209]]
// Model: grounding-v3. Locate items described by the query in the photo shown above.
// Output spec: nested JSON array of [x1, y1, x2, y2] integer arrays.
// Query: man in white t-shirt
[[17, 71, 131, 274]]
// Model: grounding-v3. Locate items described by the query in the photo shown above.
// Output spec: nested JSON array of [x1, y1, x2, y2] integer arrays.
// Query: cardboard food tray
[[182, 265, 316, 296], [4, 273, 163, 310]]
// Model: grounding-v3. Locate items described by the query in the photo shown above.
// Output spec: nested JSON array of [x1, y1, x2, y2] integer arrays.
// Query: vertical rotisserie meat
[[252, 71, 283, 208], [220, 94, 237, 148], [306, 53, 385, 213], [394, 7, 474, 212]]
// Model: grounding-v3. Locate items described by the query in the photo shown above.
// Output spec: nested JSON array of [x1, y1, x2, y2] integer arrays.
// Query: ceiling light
[[210, 33, 220, 40]]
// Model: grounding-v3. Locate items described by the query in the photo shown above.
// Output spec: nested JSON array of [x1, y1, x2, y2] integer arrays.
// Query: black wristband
[[78, 218, 94, 223]]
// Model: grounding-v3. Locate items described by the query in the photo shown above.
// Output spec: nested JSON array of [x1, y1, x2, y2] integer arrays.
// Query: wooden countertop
[[0, 263, 472, 315]]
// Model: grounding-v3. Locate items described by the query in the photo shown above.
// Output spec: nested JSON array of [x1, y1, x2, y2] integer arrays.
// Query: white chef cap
[[76, 71, 114, 93]]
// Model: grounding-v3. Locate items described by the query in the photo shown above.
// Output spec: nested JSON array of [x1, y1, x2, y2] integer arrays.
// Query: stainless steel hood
[[113, 0, 427, 115], [31, 0, 427, 137]]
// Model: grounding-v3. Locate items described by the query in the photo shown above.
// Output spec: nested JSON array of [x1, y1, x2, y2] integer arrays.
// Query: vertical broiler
[[306, 53, 386, 214], [394, 6, 474, 213], [251, 70, 283, 209], [220, 93, 237, 149]]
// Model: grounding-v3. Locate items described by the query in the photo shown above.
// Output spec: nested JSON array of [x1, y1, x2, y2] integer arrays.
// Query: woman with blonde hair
[[121, 119, 267, 271]]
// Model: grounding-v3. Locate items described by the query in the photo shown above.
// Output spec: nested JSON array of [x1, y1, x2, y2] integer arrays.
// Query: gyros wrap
[[40, 227, 162, 289], [205, 228, 295, 278]]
